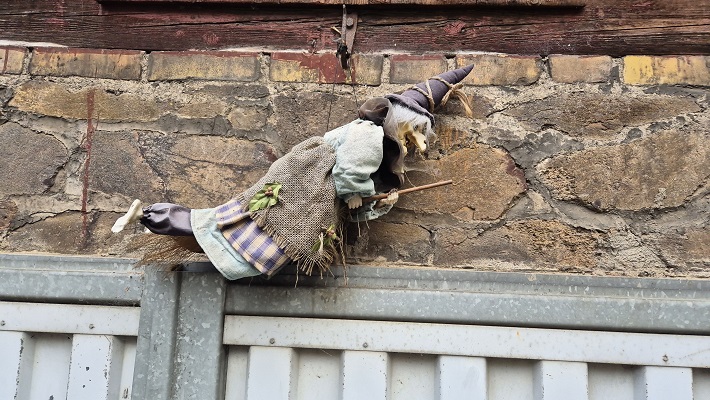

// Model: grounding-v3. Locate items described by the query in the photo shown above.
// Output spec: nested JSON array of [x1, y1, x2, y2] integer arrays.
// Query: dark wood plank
[[0, 0, 707, 55], [99, 0, 586, 6]]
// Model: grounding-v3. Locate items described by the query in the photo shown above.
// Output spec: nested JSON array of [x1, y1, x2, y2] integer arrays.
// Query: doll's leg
[[141, 203, 194, 235], [111, 200, 194, 236]]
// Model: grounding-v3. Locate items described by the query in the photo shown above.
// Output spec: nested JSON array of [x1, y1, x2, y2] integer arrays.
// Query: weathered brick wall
[[1, 47, 708, 278]]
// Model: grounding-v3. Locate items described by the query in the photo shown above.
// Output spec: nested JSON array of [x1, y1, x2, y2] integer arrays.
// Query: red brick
[[148, 51, 260, 81], [269, 52, 382, 85], [1, 47, 27, 74], [623, 55, 710, 86], [549, 55, 613, 83], [456, 54, 542, 85], [389, 55, 447, 84]]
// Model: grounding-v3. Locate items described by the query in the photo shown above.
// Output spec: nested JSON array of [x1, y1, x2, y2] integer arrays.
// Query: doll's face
[[385, 105, 435, 155], [396, 121, 431, 154]]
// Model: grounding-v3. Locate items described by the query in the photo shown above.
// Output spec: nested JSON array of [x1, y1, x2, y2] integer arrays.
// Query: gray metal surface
[[1, 254, 710, 400], [131, 268, 180, 400], [224, 264, 710, 334], [131, 268, 228, 400], [0, 303, 139, 400], [0, 253, 142, 305]]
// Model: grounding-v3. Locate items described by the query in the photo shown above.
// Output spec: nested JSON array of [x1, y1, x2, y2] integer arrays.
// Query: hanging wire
[[325, 58, 361, 132], [326, 79, 336, 132]]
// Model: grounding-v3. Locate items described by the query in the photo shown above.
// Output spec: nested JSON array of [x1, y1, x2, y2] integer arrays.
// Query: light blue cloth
[[191, 208, 261, 280], [323, 119, 384, 203], [348, 202, 394, 222], [323, 119, 395, 222]]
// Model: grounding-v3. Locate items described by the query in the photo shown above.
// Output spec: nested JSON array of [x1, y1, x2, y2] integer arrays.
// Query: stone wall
[[1, 46, 708, 278]]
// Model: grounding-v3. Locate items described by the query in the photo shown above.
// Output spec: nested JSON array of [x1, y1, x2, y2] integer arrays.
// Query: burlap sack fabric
[[227, 137, 343, 274]]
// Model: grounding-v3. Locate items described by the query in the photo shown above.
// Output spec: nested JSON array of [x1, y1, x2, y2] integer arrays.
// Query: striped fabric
[[215, 200, 291, 276]]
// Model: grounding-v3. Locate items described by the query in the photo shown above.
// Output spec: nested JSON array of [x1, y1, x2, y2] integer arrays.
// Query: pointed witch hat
[[385, 64, 474, 124]]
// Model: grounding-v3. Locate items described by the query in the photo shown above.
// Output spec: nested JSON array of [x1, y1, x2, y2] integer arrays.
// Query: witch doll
[[111, 65, 474, 280]]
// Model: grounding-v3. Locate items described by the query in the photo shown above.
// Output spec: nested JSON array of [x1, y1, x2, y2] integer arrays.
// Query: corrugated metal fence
[[1, 254, 709, 400]]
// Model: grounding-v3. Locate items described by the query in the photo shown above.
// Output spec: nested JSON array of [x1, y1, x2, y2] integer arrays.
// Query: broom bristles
[[127, 234, 207, 270]]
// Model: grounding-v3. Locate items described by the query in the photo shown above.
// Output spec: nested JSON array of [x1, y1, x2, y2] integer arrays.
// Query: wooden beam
[[99, 0, 586, 7], [0, 0, 708, 55]]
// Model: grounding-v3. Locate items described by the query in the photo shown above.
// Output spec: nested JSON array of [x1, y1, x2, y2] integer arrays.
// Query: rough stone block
[[88, 131, 166, 204], [505, 92, 700, 138], [227, 104, 269, 131], [1, 47, 26, 74], [148, 51, 260, 81], [271, 92, 357, 154], [133, 133, 275, 207], [5, 211, 123, 254], [30, 48, 143, 80], [456, 54, 542, 85], [10, 81, 163, 122], [270, 52, 382, 85], [435, 220, 600, 271], [349, 221, 432, 263], [623, 56, 710, 86], [0, 200, 18, 231], [198, 84, 270, 100], [538, 127, 710, 211], [0, 123, 67, 197], [657, 228, 710, 267], [397, 146, 527, 221], [549, 55, 613, 83], [389, 55, 448, 84], [175, 99, 229, 120], [6, 212, 86, 252]]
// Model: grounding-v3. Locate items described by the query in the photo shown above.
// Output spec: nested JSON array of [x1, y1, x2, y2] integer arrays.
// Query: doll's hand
[[377, 190, 399, 207], [347, 195, 363, 209]]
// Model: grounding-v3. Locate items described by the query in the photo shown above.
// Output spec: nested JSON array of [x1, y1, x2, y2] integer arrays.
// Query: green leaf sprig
[[311, 224, 339, 255], [248, 182, 282, 212]]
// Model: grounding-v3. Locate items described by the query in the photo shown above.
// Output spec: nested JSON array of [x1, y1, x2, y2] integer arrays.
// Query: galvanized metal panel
[[67, 334, 125, 400], [436, 356, 487, 400], [0, 254, 142, 305], [533, 361, 588, 400], [225, 346, 249, 400], [0, 332, 137, 400], [26, 333, 73, 400], [295, 349, 341, 400], [695, 369, 710, 399], [0, 301, 140, 336], [634, 366, 694, 400], [341, 351, 389, 400], [245, 346, 298, 400], [588, 364, 634, 400], [119, 339, 137, 400], [0, 331, 34, 400], [390, 353, 437, 400], [173, 273, 227, 400], [488, 359, 535, 400], [224, 266, 710, 334], [130, 268, 180, 400], [2, 255, 710, 400], [223, 316, 710, 368]]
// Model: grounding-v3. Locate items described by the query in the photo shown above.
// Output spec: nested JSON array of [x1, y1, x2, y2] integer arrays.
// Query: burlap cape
[[220, 137, 342, 274]]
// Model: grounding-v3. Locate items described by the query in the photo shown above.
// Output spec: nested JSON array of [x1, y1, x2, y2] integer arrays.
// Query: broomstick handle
[[362, 180, 453, 203]]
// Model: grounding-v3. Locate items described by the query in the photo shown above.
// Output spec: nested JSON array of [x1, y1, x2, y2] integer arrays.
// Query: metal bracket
[[336, 5, 358, 70]]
